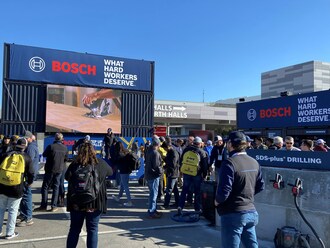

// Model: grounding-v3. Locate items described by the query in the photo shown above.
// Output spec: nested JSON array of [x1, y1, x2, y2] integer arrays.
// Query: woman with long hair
[[112, 142, 133, 206], [65, 142, 112, 248]]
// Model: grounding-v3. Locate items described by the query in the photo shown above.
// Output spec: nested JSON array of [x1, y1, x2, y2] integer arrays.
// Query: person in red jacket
[[313, 139, 328, 152]]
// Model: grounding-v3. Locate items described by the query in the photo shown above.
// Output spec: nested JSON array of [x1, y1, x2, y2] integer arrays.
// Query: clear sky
[[1, 0, 330, 103]]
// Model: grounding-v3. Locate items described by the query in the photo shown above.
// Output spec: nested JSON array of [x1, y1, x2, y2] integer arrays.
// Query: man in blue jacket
[[17, 131, 39, 227], [215, 131, 265, 248]]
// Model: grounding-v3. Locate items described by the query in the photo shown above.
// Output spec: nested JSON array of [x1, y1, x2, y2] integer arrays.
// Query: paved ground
[[0, 177, 274, 248]]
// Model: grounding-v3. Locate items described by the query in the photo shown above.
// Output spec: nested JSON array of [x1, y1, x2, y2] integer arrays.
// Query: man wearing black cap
[[35, 133, 68, 212], [0, 138, 34, 239], [215, 131, 264, 248]]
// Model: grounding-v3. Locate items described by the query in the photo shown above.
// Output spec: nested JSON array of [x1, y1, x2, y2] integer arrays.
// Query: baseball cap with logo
[[316, 139, 326, 145], [214, 135, 223, 142]]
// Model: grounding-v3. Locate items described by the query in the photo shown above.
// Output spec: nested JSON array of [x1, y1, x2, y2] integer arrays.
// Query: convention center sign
[[8, 44, 152, 92], [246, 149, 330, 171], [237, 90, 330, 129]]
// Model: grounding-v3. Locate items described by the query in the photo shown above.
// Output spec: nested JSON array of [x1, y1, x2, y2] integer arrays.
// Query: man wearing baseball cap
[[177, 136, 208, 215], [314, 139, 328, 152], [215, 131, 265, 248]]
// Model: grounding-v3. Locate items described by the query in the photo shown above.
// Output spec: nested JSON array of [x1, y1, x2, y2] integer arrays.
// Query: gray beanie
[[151, 137, 161, 146]]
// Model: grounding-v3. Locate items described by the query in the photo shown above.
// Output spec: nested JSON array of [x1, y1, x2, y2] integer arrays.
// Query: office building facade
[[261, 61, 330, 99]]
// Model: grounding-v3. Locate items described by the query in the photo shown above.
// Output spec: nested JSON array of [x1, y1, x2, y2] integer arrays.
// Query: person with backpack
[[0, 138, 34, 239], [112, 142, 135, 207], [177, 136, 208, 215], [65, 142, 113, 248]]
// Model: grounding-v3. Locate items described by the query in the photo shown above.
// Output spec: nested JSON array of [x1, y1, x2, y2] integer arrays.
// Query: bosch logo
[[247, 109, 257, 121], [29, 57, 46, 72], [52, 61, 96, 75]]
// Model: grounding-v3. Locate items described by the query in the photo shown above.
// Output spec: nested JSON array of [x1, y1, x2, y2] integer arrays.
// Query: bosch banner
[[246, 149, 330, 171], [237, 90, 330, 129], [8, 44, 152, 92]]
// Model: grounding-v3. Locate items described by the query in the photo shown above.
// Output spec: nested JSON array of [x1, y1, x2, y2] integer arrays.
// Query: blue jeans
[[59, 168, 67, 199], [41, 172, 62, 208], [220, 211, 259, 248], [67, 210, 101, 248], [179, 174, 202, 211], [33, 163, 40, 181], [164, 176, 179, 206], [0, 194, 22, 236], [147, 177, 159, 214], [20, 184, 33, 220], [118, 174, 131, 201]]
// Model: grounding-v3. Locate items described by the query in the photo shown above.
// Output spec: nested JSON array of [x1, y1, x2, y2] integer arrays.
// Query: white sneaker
[[123, 202, 133, 207], [112, 195, 120, 202], [5, 232, 19, 239]]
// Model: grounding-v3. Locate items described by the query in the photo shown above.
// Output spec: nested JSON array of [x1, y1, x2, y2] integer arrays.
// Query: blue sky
[[1, 0, 330, 103]]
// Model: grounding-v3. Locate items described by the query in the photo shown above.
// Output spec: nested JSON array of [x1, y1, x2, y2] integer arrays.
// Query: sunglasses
[[286, 142, 293, 144]]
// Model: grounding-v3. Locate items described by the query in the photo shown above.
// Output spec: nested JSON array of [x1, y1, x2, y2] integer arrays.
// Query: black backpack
[[127, 152, 140, 172], [70, 164, 100, 206], [274, 226, 310, 248]]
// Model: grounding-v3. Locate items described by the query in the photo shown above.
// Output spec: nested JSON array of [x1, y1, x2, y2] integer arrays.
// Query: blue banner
[[237, 90, 330, 129], [43, 135, 151, 159], [246, 149, 330, 171], [8, 44, 152, 92]]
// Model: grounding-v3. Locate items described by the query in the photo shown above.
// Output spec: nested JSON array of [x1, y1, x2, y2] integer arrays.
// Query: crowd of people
[[245, 135, 329, 152], [0, 129, 328, 247]]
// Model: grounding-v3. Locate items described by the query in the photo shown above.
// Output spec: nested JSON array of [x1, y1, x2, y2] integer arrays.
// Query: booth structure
[[1, 43, 155, 137], [236, 91, 330, 247], [237, 90, 330, 143]]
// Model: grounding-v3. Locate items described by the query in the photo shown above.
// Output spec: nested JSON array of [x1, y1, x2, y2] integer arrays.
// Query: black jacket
[[216, 152, 265, 215], [145, 148, 163, 180], [118, 152, 135, 174], [65, 158, 113, 213], [43, 141, 68, 174], [209, 144, 225, 168], [0, 151, 34, 198], [164, 148, 180, 178]]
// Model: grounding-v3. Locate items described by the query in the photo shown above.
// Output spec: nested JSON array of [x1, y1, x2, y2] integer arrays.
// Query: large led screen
[[46, 85, 122, 134]]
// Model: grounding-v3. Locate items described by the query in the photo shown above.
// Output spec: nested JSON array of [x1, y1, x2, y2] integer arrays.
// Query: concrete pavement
[[0, 179, 274, 247]]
